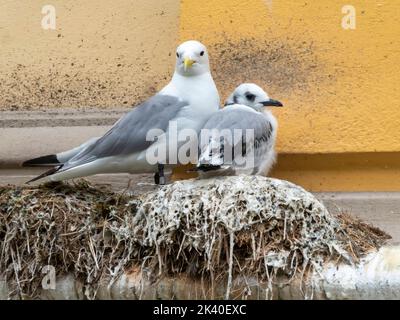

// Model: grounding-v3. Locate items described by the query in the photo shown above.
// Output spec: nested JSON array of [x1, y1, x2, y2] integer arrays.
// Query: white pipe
[[2, 246, 399, 300]]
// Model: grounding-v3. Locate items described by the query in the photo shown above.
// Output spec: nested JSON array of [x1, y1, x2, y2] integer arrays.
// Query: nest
[[0, 176, 390, 299]]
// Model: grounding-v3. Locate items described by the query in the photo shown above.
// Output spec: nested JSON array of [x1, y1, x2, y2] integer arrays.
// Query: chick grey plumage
[[197, 83, 283, 176]]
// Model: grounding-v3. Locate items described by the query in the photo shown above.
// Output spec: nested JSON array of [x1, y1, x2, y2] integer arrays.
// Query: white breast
[[160, 72, 220, 131]]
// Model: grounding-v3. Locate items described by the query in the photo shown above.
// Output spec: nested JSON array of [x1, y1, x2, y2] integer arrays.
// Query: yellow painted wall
[[179, 0, 400, 155], [0, 0, 180, 109], [177, 0, 400, 191], [1, 1, 399, 191]]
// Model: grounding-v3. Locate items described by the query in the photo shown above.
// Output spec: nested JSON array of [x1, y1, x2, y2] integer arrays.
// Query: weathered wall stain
[[1, 0, 400, 156], [0, 30, 330, 110], [209, 35, 333, 102], [1, 61, 162, 110], [180, 0, 400, 154], [0, 0, 180, 110]]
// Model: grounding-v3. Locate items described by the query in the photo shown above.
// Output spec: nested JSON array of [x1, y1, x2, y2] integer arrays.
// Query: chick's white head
[[225, 83, 283, 111]]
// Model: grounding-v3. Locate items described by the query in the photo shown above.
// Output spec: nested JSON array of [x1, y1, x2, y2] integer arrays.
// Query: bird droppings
[[0, 176, 390, 299]]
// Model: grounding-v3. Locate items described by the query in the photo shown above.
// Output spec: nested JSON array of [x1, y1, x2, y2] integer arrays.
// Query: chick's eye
[[176, 52, 180, 58], [245, 93, 256, 101], [200, 51, 204, 56]]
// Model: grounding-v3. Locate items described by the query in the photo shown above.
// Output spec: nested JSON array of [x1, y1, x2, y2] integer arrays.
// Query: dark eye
[[200, 51, 204, 56], [245, 93, 256, 102], [176, 52, 180, 58]]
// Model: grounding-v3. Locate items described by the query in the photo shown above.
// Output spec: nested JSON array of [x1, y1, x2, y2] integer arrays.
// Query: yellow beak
[[184, 58, 195, 71]]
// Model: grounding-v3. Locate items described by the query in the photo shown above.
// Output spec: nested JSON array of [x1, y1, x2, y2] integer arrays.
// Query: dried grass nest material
[[0, 176, 390, 299]]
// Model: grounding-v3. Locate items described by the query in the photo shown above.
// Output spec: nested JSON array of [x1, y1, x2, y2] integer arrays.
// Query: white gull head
[[175, 40, 211, 77], [160, 40, 220, 126], [225, 83, 283, 111]]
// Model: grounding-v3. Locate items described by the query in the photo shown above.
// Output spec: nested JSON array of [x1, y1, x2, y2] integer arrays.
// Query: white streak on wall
[[264, 0, 273, 10]]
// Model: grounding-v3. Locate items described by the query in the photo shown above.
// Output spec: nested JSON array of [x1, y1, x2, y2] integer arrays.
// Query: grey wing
[[203, 108, 272, 152], [200, 108, 273, 167], [61, 94, 188, 170]]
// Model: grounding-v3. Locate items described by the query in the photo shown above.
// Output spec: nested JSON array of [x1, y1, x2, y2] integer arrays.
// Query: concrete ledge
[[0, 126, 110, 167], [316, 192, 400, 245], [0, 109, 126, 128], [1, 110, 400, 192], [3, 246, 400, 299]]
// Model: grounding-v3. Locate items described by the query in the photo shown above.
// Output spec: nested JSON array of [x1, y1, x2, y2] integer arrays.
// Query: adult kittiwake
[[197, 83, 283, 176], [24, 40, 220, 184]]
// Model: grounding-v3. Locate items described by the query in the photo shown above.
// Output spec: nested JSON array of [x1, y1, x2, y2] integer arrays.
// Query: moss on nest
[[0, 176, 390, 299]]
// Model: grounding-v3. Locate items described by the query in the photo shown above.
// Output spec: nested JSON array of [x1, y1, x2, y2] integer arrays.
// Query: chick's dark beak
[[261, 99, 283, 107]]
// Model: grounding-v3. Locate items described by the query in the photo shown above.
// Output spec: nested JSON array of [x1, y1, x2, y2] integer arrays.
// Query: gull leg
[[158, 163, 166, 185], [154, 172, 160, 185], [154, 163, 166, 185]]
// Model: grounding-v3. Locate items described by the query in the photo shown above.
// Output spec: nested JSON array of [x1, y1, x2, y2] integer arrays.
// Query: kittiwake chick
[[197, 83, 283, 176]]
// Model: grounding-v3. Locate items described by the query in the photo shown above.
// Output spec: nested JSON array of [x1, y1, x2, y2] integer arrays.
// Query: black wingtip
[[25, 167, 60, 184], [22, 154, 60, 167], [196, 164, 222, 172]]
